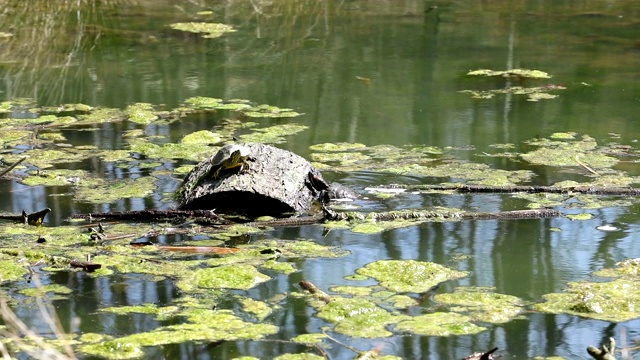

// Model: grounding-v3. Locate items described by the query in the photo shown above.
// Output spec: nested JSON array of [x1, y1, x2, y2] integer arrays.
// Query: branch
[[373, 183, 640, 196]]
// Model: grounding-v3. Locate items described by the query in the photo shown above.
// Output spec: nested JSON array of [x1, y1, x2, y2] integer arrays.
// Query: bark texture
[[176, 143, 325, 216]]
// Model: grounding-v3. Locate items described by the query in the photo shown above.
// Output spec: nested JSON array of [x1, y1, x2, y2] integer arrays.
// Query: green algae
[[262, 259, 297, 274], [467, 68, 551, 79], [76, 107, 125, 125], [433, 287, 524, 324], [594, 258, 640, 278], [316, 297, 400, 338], [395, 312, 486, 336], [566, 213, 593, 220], [309, 143, 367, 152], [310, 143, 534, 185], [239, 124, 308, 144], [241, 298, 273, 321], [534, 277, 640, 322], [182, 97, 301, 118], [187, 264, 270, 290], [242, 105, 302, 118], [330, 285, 373, 297], [356, 260, 468, 293], [463, 69, 562, 101], [19, 284, 73, 297], [254, 239, 350, 259], [75, 176, 156, 203], [274, 354, 325, 360], [80, 310, 277, 359], [169, 22, 236, 39], [181, 130, 222, 145], [522, 134, 618, 168], [99, 304, 179, 316], [21, 169, 89, 187], [126, 103, 158, 124], [0, 254, 28, 283], [291, 333, 327, 344]]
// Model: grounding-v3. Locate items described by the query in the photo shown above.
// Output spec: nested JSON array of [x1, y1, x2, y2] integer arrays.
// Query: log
[[175, 143, 327, 217], [373, 183, 640, 196]]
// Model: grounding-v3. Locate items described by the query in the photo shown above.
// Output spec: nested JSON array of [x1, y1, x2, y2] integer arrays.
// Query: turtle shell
[[211, 144, 251, 166]]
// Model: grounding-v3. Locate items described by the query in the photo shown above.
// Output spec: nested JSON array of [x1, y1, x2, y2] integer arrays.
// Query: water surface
[[1, 1, 640, 359]]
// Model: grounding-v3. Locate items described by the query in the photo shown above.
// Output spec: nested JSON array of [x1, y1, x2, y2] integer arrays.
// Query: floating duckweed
[[593, 258, 640, 278], [291, 333, 327, 344], [81, 311, 277, 359], [467, 68, 551, 79], [0, 254, 28, 283], [329, 285, 373, 297], [550, 132, 577, 139], [255, 239, 350, 258], [239, 124, 308, 144], [191, 264, 270, 290], [75, 176, 156, 203], [21, 169, 88, 187], [126, 103, 158, 124], [77, 107, 125, 125], [521, 135, 618, 168], [262, 260, 296, 274], [19, 284, 72, 297], [534, 278, 640, 322], [38, 132, 66, 141], [181, 130, 222, 145], [434, 287, 524, 324], [98, 149, 133, 162], [241, 298, 272, 320], [387, 295, 418, 309], [99, 304, 169, 315], [356, 260, 468, 293], [566, 213, 593, 221], [309, 143, 367, 152], [316, 297, 398, 338], [395, 312, 486, 336], [274, 354, 325, 360], [169, 22, 236, 38]]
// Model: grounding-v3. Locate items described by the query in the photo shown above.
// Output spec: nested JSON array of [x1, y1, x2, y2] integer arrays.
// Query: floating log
[[375, 183, 640, 196], [0, 208, 51, 225], [175, 143, 328, 217]]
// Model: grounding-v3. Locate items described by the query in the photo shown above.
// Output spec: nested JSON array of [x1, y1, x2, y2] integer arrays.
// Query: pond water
[[1, 0, 640, 359]]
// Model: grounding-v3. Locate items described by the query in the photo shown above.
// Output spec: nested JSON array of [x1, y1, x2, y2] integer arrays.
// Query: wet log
[[0, 208, 51, 225], [373, 183, 640, 196], [175, 143, 327, 217], [587, 337, 617, 360], [299, 280, 331, 304]]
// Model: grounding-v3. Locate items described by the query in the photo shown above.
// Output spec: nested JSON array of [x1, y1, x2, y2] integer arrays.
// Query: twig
[[0, 156, 26, 178], [374, 183, 640, 196], [575, 155, 599, 175]]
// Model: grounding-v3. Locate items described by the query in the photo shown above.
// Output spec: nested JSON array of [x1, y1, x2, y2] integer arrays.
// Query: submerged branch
[[376, 183, 640, 196], [71, 207, 561, 229], [323, 207, 561, 222], [0, 156, 26, 178], [71, 209, 226, 223], [0, 208, 51, 225]]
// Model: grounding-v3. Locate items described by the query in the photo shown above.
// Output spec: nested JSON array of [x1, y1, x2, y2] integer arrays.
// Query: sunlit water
[[2, 0, 640, 359]]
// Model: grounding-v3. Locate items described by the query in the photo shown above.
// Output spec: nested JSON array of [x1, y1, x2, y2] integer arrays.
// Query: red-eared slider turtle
[[210, 144, 252, 179]]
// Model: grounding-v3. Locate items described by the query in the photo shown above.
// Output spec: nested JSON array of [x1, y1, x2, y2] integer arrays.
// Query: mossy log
[[175, 143, 326, 217]]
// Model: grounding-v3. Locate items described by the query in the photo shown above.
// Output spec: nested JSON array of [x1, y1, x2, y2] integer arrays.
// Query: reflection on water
[[2, 0, 640, 358]]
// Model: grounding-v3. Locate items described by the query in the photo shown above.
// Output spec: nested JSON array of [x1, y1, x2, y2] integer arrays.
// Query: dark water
[[1, 0, 640, 359]]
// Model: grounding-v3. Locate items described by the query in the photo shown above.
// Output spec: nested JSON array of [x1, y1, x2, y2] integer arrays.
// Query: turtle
[[306, 171, 358, 202], [210, 144, 252, 180]]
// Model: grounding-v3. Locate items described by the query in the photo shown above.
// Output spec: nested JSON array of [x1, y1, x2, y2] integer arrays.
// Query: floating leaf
[[169, 22, 236, 38]]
